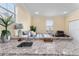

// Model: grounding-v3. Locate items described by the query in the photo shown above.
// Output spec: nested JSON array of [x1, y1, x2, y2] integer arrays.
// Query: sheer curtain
[[46, 19, 54, 35]]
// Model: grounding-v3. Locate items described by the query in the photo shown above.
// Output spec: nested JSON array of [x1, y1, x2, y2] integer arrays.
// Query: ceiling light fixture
[[35, 11, 39, 15], [64, 11, 67, 14]]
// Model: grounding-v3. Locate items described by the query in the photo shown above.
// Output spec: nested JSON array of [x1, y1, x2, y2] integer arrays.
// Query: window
[[0, 3, 15, 17], [46, 19, 53, 31]]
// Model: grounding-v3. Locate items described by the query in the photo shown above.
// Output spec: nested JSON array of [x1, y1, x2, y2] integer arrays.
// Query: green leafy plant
[[30, 25, 36, 32], [0, 15, 14, 42]]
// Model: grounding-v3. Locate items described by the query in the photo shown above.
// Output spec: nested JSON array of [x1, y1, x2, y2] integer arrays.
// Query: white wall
[[65, 9, 79, 42]]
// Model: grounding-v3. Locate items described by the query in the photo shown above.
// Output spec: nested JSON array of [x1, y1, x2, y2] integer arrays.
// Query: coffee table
[[12, 36, 27, 41], [43, 38, 53, 42]]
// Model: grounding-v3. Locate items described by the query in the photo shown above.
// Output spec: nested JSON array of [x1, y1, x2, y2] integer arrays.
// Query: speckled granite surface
[[0, 39, 79, 56]]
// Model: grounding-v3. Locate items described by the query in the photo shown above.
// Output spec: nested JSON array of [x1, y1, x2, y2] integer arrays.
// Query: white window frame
[[0, 3, 16, 18], [46, 19, 53, 31]]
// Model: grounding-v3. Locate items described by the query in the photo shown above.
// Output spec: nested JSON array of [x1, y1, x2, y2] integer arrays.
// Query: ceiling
[[22, 3, 79, 16]]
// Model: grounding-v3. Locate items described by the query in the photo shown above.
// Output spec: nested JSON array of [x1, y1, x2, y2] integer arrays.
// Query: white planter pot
[[1, 35, 11, 43]]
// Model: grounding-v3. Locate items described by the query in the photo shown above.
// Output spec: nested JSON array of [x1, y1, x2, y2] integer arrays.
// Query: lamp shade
[[15, 23, 23, 29]]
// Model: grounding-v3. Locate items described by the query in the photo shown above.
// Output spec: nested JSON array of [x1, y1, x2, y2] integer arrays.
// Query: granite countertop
[[0, 39, 79, 56]]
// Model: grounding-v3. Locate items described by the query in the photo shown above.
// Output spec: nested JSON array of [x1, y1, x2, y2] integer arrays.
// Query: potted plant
[[30, 25, 36, 37], [0, 15, 14, 43], [30, 25, 36, 32]]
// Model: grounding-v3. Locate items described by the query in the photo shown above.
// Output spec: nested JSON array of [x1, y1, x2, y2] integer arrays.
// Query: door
[[69, 20, 79, 41]]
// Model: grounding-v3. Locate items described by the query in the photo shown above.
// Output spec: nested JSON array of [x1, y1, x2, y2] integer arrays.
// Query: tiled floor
[[0, 39, 79, 56]]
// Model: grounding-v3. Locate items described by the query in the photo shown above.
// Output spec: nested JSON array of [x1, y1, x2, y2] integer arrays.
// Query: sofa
[[55, 31, 69, 37]]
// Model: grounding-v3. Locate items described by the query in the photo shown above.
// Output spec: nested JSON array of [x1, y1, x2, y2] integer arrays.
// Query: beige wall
[[65, 9, 79, 34], [31, 16, 46, 33], [31, 16, 65, 33], [16, 4, 31, 31], [53, 16, 65, 33]]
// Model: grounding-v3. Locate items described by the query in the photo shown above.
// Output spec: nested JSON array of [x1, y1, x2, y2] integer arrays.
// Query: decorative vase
[[1, 29, 11, 43], [0, 15, 14, 43], [1, 33, 11, 43]]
